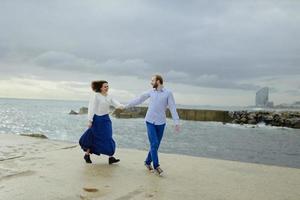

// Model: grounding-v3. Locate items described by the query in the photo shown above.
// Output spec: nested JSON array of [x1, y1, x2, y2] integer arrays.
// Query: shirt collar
[[154, 85, 164, 92]]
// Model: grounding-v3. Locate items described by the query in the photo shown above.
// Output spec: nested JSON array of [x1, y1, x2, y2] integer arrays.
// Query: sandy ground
[[0, 133, 300, 200]]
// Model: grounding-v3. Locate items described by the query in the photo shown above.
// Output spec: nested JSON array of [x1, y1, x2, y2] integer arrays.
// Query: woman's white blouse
[[88, 92, 124, 121]]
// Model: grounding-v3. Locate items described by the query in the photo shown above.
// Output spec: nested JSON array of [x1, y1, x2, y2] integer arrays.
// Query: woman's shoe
[[84, 154, 92, 164], [109, 157, 120, 164]]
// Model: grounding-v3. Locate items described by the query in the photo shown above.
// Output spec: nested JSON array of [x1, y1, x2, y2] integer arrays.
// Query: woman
[[79, 80, 124, 164]]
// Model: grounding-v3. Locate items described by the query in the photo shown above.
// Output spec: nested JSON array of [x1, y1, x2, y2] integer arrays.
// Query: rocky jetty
[[229, 111, 300, 129]]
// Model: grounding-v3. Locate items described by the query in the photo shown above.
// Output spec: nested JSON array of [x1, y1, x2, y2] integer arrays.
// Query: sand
[[0, 133, 300, 200]]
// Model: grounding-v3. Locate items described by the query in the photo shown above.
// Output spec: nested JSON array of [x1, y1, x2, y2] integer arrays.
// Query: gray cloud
[[0, 0, 299, 92]]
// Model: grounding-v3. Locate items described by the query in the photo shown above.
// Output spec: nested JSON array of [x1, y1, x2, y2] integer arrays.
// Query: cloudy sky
[[0, 0, 299, 106]]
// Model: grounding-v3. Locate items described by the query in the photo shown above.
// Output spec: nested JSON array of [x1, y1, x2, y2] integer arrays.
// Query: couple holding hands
[[79, 74, 180, 176]]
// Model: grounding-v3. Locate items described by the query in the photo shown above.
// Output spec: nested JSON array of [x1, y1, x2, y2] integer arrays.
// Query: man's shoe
[[154, 166, 164, 176], [84, 154, 92, 164], [109, 157, 120, 164]]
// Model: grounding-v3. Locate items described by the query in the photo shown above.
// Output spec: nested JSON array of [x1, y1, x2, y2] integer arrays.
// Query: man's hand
[[175, 124, 180, 133]]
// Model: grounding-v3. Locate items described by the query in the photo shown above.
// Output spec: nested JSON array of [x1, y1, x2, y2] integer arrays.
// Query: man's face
[[151, 76, 158, 88]]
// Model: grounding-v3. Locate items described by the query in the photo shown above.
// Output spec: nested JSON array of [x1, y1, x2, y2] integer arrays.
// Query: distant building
[[266, 101, 274, 108], [256, 87, 269, 107], [255, 87, 273, 107]]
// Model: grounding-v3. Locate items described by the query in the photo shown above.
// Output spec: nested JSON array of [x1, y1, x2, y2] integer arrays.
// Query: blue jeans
[[145, 121, 166, 169]]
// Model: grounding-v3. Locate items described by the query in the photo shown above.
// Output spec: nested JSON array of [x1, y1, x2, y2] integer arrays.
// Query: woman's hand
[[88, 121, 92, 128]]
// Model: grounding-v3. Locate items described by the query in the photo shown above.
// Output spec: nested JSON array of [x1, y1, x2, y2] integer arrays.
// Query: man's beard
[[152, 82, 158, 88]]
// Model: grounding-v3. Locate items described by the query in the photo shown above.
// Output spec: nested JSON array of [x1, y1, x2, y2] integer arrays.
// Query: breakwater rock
[[229, 111, 300, 129]]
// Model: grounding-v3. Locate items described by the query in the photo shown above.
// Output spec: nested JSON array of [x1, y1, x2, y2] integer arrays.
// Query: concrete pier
[[113, 107, 232, 123], [1, 133, 300, 200]]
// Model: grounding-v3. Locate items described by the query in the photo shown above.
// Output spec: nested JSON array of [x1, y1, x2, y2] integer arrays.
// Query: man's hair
[[154, 74, 163, 84], [91, 80, 108, 93]]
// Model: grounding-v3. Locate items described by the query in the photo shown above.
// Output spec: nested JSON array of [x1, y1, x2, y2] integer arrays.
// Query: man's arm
[[167, 91, 180, 125], [125, 91, 151, 108]]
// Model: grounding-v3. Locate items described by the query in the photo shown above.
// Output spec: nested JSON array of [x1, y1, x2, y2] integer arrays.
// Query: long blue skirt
[[79, 114, 116, 156]]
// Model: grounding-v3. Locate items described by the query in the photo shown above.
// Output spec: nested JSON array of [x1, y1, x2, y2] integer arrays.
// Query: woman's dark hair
[[91, 80, 108, 93]]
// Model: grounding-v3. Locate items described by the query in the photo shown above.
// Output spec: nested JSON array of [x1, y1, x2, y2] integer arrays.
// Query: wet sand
[[0, 133, 300, 200]]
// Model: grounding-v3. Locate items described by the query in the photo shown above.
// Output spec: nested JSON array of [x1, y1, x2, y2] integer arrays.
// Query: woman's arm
[[110, 97, 124, 109]]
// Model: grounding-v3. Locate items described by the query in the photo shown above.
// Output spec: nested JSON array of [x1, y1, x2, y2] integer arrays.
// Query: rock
[[273, 114, 281, 122], [293, 120, 300, 129], [248, 113, 256, 120], [232, 119, 239, 124], [256, 114, 264, 123], [228, 111, 235, 118], [270, 121, 282, 127], [69, 110, 78, 115], [241, 117, 247, 123], [265, 115, 273, 121], [263, 115, 273, 125], [20, 133, 48, 139], [78, 107, 88, 114], [288, 118, 300, 129], [284, 119, 292, 127], [248, 119, 257, 125]]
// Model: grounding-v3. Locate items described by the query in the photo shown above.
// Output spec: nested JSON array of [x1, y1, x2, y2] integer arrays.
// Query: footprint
[[146, 194, 154, 198]]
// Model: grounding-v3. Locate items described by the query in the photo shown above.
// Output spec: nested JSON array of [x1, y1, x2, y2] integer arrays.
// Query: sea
[[0, 98, 299, 168]]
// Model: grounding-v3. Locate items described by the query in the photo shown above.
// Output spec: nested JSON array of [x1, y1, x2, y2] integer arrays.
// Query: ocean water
[[0, 98, 300, 168]]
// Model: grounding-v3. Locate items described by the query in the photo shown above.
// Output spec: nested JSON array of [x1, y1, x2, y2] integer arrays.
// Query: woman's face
[[101, 83, 109, 93]]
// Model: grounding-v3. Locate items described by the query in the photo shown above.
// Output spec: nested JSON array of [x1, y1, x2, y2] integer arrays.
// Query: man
[[125, 74, 180, 176]]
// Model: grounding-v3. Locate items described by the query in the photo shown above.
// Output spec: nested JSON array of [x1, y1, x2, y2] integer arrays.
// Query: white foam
[[224, 122, 292, 130]]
